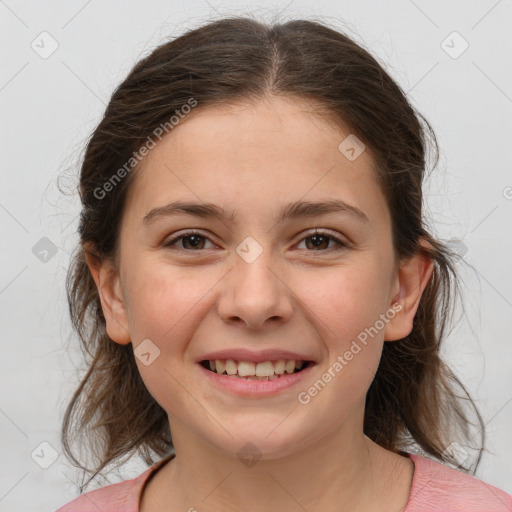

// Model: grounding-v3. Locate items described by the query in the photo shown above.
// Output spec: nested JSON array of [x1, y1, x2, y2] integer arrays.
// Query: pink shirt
[[56, 452, 512, 511]]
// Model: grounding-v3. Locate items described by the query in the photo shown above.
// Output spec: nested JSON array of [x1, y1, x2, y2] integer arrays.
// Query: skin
[[86, 96, 434, 512]]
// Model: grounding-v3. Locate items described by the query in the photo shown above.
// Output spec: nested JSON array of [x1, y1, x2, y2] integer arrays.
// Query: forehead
[[124, 96, 388, 229]]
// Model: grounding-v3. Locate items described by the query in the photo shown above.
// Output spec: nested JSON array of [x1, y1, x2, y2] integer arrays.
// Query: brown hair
[[61, 15, 485, 489]]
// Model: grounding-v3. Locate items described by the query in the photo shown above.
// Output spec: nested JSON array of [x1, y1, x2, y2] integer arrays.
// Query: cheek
[[294, 262, 390, 403], [297, 269, 387, 411], [299, 262, 391, 347], [126, 265, 209, 410], [124, 259, 211, 341]]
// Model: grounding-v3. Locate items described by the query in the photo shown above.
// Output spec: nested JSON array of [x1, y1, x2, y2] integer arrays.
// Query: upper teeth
[[208, 359, 305, 376]]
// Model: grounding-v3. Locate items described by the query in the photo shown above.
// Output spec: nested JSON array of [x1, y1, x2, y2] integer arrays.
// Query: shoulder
[[56, 455, 174, 512], [406, 453, 512, 512], [56, 469, 153, 512], [56, 470, 150, 512]]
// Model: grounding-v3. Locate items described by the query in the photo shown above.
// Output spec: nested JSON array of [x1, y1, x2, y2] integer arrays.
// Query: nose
[[217, 253, 294, 330]]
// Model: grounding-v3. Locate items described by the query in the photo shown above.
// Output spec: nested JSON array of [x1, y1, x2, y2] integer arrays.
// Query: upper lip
[[197, 348, 317, 364]]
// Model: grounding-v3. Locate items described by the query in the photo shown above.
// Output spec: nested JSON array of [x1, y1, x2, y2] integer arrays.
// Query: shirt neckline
[[136, 452, 176, 510], [135, 451, 424, 511], [404, 452, 429, 511]]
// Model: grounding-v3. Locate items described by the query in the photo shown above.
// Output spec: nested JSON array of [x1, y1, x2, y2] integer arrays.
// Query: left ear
[[384, 238, 435, 342]]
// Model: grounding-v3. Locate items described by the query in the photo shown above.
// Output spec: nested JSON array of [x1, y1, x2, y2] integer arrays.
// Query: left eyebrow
[[141, 199, 369, 226]]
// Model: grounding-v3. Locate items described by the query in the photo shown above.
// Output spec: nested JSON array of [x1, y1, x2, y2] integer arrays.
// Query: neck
[[142, 413, 412, 512]]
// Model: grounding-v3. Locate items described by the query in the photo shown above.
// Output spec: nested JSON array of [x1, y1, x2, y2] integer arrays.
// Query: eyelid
[[162, 228, 349, 252], [162, 229, 217, 249], [296, 228, 349, 250]]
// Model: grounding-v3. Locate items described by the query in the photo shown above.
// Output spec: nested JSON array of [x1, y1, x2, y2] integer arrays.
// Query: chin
[[206, 424, 314, 462]]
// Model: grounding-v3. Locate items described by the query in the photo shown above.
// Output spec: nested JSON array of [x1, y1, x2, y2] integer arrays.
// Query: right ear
[[84, 243, 131, 345]]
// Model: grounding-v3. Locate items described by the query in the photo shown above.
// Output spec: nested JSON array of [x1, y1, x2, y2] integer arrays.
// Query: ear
[[84, 243, 131, 345], [384, 239, 435, 342]]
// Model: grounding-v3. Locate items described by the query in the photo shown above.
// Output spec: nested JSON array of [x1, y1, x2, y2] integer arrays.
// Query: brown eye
[[163, 229, 347, 253], [297, 230, 347, 252], [163, 231, 214, 251]]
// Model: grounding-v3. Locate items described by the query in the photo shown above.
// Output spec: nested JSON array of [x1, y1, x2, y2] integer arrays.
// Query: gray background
[[0, 0, 511, 510]]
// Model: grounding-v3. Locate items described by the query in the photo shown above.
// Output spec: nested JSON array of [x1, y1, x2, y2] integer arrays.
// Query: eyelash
[[162, 229, 348, 253]]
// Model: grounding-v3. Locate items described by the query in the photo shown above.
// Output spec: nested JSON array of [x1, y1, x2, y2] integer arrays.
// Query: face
[[92, 96, 427, 460]]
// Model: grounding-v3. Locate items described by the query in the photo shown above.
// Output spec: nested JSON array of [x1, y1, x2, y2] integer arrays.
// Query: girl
[[57, 15, 512, 512]]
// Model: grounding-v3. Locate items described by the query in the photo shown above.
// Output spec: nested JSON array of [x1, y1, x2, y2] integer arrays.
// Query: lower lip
[[197, 362, 315, 397]]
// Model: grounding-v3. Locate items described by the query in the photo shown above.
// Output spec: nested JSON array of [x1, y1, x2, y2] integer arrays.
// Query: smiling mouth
[[199, 359, 315, 380]]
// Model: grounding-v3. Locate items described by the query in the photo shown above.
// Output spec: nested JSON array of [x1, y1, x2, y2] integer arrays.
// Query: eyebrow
[[141, 198, 369, 226]]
